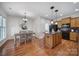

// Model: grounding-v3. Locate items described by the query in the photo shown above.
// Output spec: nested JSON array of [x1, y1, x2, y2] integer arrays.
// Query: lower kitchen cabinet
[[70, 32, 77, 41], [44, 33, 62, 48], [44, 34, 53, 48]]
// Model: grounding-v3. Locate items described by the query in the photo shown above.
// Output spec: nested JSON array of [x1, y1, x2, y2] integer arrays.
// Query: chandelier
[[22, 9, 28, 22], [23, 16, 28, 22]]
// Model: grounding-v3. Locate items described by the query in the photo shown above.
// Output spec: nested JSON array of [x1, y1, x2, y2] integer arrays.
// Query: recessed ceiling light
[[50, 6, 54, 9], [75, 9, 79, 11], [60, 14, 63, 16], [55, 10, 58, 12]]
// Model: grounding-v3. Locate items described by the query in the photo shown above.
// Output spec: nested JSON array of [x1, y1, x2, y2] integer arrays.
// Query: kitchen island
[[44, 32, 62, 48]]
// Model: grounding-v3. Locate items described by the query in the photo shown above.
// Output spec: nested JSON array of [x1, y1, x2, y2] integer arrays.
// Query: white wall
[[7, 16, 50, 39], [0, 8, 7, 18], [7, 16, 22, 39], [31, 17, 50, 38], [7, 16, 35, 39]]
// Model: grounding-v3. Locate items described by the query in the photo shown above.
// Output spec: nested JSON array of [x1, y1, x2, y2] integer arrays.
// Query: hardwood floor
[[0, 38, 78, 56]]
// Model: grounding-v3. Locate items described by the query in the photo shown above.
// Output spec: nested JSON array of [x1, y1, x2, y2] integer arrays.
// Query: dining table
[[14, 31, 35, 48]]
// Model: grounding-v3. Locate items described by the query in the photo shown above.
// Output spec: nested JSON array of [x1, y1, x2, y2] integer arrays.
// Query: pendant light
[[50, 20, 54, 24], [50, 6, 54, 24], [55, 9, 58, 25], [50, 6, 59, 25]]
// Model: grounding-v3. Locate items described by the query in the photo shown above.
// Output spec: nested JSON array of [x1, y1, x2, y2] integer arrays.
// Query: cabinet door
[[70, 32, 77, 41], [71, 19, 76, 27], [53, 34, 55, 47], [48, 35, 53, 48], [57, 21, 62, 27], [45, 35, 49, 48], [76, 19, 79, 27], [59, 33, 62, 43], [45, 35, 53, 48], [55, 34, 58, 45], [61, 18, 71, 24], [58, 33, 61, 44]]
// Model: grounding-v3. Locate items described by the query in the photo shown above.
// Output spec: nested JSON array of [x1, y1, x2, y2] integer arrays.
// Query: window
[[0, 16, 6, 41]]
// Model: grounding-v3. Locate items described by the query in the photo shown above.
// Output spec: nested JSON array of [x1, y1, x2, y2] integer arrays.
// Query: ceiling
[[0, 2, 79, 19]]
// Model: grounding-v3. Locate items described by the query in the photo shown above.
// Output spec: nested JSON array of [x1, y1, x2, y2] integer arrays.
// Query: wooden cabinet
[[56, 17, 71, 28], [61, 17, 71, 24], [57, 21, 62, 27], [58, 33, 62, 43], [57, 17, 79, 28], [71, 17, 79, 27], [71, 18, 76, 27], [44, 33, 62, 48], [75, 17, 79, 27], [70, 32, 77, 41], [45, 34, 53, 48]]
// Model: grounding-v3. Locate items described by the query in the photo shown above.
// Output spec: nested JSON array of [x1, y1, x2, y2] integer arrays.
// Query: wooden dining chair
[[19, 33, 27, 45], [14, 34, 20, 48], [14, 33, 27, 48]]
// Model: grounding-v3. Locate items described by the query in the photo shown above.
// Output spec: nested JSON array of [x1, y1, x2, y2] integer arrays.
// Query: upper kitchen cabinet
[[61, 17, 71, 24], [57, 21, 62, 28], [75, 17, 79, 27], [71, 17, 79, 28], [71, 18, 76, 27], [57, 17, 79, 28]]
